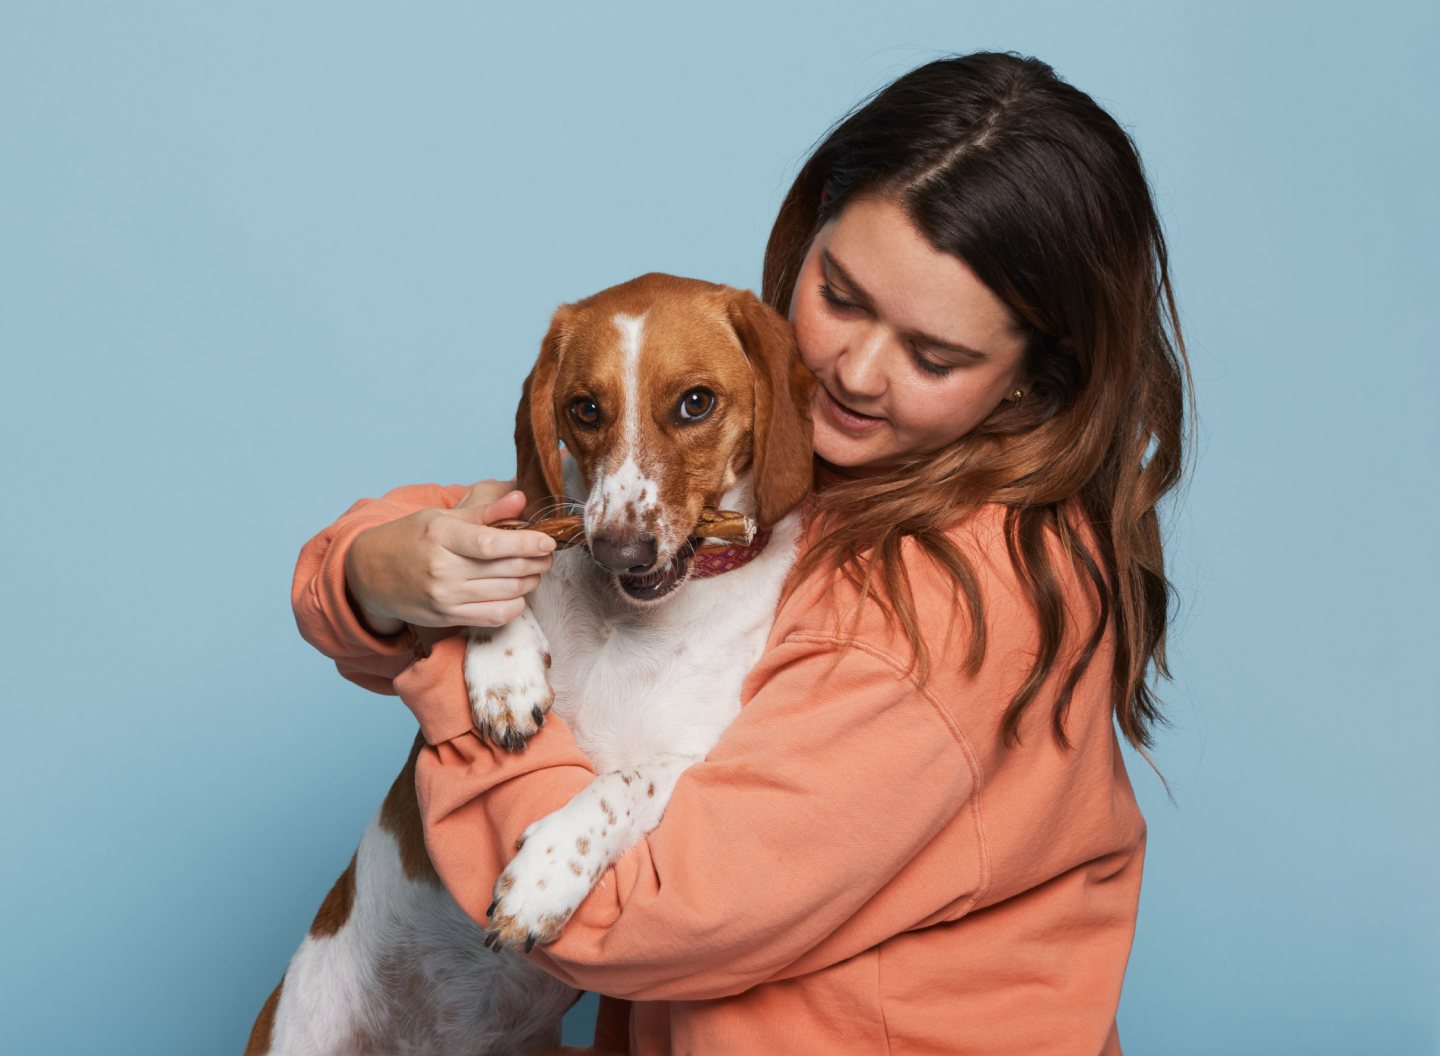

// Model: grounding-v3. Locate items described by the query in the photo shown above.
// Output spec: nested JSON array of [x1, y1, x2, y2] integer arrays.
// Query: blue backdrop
[[1, 2, 1435, 1053]]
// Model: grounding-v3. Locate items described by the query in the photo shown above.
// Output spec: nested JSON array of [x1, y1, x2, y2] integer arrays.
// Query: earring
[[1011, 388, 1025, 402]]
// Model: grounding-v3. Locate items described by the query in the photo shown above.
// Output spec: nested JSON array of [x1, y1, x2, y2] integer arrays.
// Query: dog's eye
[[678, 389, 715, 422], [571, 398, 601, 426]]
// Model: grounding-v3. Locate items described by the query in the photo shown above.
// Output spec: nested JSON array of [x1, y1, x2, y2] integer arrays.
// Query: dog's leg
[[485, 755, 696, 951], [260, 736, 579, 1055], [465, 605, 555, 752]]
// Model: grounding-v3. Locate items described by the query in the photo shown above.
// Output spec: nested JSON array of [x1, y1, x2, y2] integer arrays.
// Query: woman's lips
[[819, 386, 887, 435]]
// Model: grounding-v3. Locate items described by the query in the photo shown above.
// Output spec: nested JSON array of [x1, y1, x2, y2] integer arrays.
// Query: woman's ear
[[724, 288, 817, 528], [514, 311, 569, 521]]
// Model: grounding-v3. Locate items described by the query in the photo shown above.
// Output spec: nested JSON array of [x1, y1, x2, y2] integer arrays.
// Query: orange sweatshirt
[[293, 484, 1145, 1056]]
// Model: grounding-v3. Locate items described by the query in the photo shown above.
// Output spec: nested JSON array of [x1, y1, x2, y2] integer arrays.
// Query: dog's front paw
[[484, 809, 602, 953], [464, 608, 555, 752]]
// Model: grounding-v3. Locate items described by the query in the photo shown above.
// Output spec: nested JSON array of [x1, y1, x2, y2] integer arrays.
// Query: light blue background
[[1, 2, 1435, 1053]]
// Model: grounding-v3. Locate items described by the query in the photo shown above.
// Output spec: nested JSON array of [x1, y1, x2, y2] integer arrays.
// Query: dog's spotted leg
[[485, 755, 695, 951], [464, 606, 555, 752]]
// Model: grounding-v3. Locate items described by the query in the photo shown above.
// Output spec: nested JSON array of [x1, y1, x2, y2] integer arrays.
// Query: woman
[[295, 52, 1188, 1055]]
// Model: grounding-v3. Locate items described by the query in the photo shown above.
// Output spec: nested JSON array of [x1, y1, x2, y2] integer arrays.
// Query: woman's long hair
[[764, 53, 1190, 751]]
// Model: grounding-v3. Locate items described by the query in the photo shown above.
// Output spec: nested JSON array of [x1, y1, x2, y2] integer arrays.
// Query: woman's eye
[[571, 398, 600, 426], [910, 345, 952, 378], [819, 283, 861, 311], [677, 389, 715, 421]]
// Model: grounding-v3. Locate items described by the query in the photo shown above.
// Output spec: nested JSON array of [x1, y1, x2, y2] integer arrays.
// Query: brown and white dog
[[247, 273, 815, 1055]]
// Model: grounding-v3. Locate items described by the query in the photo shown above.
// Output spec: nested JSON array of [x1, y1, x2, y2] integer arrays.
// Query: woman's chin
[[813, 424, 901, 474]]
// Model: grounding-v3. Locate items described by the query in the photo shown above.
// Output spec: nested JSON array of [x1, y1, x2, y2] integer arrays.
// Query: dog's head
[[514, 273, 815, 603]]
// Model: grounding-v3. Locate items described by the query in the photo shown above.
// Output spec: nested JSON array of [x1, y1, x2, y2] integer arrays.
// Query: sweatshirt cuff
[[310, 515, 421, 664], [393, 633, 478, 745]]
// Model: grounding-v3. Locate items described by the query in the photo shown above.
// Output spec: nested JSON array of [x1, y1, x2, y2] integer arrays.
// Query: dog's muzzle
[[610, 540, 695, 602], [590, 533, 660, 575]]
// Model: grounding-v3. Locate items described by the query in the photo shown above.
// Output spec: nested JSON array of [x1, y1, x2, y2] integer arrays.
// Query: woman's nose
[[833, 325, 889, 398]]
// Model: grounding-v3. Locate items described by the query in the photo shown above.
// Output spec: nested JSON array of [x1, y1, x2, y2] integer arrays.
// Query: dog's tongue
[[618, 552, 690, 602]]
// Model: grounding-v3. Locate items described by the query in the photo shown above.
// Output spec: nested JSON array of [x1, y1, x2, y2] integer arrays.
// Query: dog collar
[[689, 529, 772, 579]]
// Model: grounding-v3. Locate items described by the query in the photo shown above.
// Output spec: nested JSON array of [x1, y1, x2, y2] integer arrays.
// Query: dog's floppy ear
[[515, 310, 569, 521], [725, 288, 816, 528]]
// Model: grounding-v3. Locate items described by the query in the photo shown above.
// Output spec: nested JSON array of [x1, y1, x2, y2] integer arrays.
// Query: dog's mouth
[[614, 541, 695, 602]]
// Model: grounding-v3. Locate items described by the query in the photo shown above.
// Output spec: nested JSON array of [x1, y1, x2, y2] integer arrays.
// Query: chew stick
[[491, 508, 757, 549], [488, 516, 587, 547], [693, 508, 758, 545]]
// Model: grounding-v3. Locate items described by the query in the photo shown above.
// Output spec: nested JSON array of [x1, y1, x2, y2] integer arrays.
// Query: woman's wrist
[[345, 529, 407, 637], [355, 600, 406, 637]]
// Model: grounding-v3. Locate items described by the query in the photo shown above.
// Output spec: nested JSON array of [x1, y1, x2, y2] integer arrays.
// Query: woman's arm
[[405, 626, 982, 1002], [292, 480, 555, 694]]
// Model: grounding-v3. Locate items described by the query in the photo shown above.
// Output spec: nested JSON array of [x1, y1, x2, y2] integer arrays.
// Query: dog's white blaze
[[613, 312, 645, 454], [589, 313, 661, 536]]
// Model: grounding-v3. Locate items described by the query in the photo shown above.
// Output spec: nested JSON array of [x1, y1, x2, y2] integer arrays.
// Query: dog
[[246, 273, 815, 1055]]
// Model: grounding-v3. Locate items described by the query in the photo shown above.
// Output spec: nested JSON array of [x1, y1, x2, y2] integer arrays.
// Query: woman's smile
[[817, 384, 887, 435]]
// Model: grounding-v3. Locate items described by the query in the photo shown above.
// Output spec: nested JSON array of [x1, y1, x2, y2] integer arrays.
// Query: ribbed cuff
[[394, 633, 476, 745], [309, 515, 420, 663]]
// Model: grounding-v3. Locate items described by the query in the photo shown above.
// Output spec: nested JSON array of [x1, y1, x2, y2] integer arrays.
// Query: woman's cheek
[[790, 297, 821, 372], [793, 304, 840, 378], [902, 384, 979, 454]]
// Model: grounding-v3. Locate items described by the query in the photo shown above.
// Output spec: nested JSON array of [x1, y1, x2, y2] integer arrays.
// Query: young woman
[[294, 53, 1188, 1055]]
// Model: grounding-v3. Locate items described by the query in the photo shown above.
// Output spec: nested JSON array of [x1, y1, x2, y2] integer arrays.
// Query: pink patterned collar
[[689, 529, 772, 579]]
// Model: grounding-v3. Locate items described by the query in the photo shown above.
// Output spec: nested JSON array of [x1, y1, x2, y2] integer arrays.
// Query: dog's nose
[[590, 534, 659, 574]]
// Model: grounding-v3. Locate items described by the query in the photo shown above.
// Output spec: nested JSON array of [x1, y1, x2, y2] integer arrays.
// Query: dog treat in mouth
[[691, 508, 759, 544], [488, 515, 589, 547], [491, 507, 757, 549]]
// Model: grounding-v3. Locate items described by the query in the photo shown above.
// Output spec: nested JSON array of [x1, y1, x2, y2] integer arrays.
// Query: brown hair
[[764, 53, 1190, 750]]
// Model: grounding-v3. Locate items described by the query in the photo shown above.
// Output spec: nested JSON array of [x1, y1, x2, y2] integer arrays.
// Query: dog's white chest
[[527, 516, 799, 773]]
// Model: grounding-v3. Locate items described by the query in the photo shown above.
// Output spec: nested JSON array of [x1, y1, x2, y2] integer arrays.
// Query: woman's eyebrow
[[823, 249, 988, 361], [822, 249, 871, 302], [915, 332, 988, 361]]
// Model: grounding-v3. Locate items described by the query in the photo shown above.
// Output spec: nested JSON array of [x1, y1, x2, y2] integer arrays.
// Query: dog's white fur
[[266, 813, 571, 1055], [256, 293, 803, 1055], [476, 484, 800, 948]]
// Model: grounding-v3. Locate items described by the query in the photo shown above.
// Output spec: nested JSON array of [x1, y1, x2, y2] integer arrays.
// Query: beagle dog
[[247, 273, 815, 1055]]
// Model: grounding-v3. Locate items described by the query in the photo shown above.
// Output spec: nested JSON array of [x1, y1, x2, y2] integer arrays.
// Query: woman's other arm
[[406, 624, 981, 1002], [408, 510, 1137, 1003]]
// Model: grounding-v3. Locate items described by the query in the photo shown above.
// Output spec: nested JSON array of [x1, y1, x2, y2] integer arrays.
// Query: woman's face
[[790, 195, 1029, 470]]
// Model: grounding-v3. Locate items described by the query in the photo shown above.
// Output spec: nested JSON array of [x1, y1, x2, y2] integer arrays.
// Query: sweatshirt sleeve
[[412, 624, 983, 1002], [291, 483, 470, 695]]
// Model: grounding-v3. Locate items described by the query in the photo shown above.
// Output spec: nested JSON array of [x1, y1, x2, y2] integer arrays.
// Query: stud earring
[[1011, 388, 1025, 402]]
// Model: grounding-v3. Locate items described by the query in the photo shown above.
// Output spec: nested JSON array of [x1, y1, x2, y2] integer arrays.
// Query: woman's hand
[[345, 480, 557, 635]]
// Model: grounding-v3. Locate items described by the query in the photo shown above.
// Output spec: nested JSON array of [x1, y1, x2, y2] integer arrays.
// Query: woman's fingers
[[410, 573, 544, 624], [450, 597, 528, 628], [450, 488, 531, 527], [457, 554, 553, 579], [344, 493, 559, 633], [402, 583, 539, 629], [453, 478, 520, 511], [448, 575, 545, 605], [444, 522, 557, 562]]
